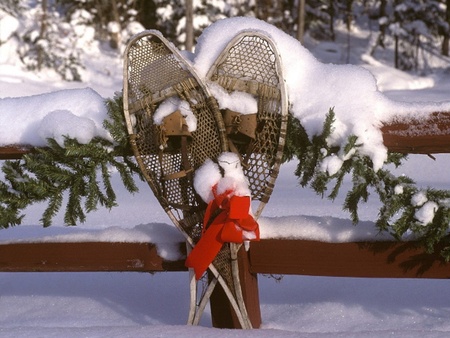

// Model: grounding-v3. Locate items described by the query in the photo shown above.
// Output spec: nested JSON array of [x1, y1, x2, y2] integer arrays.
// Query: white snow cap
[[208, 83, 258, 115], [0, 87, 110, 146], [411, 191, 428, 207], [415, 201, 438, 225], [0, 10, 19, 44], [153, 97, 197, 132], [38, 110, 97, 146], [193, 159, 222, 203], [194, 153, 252, 203], [216, 152, 251, 197]]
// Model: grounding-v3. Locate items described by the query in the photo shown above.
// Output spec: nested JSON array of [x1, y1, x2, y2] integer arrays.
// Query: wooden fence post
[[209, 245, 261, 329]]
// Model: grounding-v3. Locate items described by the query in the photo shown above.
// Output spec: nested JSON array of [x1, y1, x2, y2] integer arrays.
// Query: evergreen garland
[[284, 109, 450, 261], [0, 94, 142, 228], [2, 96, 450, 260]]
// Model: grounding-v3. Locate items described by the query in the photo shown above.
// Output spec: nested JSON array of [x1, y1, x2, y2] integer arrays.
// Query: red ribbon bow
[[185, 184, 259, 280]]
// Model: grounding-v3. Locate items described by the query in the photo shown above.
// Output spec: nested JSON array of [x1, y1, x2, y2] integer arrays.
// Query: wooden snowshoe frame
[[204, 31, 289, 329], [122, 30, 254, 329], [206, 31, 289, 218], [123, 30, 227, 238]]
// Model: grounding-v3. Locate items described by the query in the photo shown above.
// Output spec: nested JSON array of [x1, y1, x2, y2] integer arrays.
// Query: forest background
[[1, 0, 450, 82]]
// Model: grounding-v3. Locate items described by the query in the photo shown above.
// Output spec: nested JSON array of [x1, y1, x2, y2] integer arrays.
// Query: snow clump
[[0, 88, 110, 146]]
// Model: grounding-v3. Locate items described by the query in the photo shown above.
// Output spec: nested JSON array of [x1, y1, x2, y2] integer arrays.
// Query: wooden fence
[[1, 111, 450, 329]]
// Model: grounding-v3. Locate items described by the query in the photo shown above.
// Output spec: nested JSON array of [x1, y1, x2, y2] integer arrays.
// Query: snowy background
[[1, 12, 450, 338]]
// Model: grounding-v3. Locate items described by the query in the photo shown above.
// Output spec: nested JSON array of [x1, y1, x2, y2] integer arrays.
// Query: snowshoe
[[123, 30, 227, 240], [206, 31, 289, 218], [122, 30, 253, 328], [200, 30, 289, 328]]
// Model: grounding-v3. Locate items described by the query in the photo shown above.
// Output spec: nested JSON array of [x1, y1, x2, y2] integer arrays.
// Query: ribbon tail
[[185, 222, 224, 280]]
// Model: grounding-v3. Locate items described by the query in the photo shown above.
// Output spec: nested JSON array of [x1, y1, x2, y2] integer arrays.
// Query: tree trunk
[[109, 0, 121, 49], [37, 0, 48, 71], [185, 0, 194, 52], [442, 0, 450, 56], [394, 35, 399, 68], [329, 0, 335, 41], [297, 0, 306, 43], [443, 36, 449, 57], [377, 0, 387, 49], [345, 0, 353, 63]]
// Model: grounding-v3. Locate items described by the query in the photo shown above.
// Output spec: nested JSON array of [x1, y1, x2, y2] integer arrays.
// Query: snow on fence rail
[[2, 110, 450, 160], [381, 111, 450, 154]]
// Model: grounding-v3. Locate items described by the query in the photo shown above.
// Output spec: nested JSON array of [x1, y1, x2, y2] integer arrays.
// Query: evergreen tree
[[58, 0, 145, 47], [14, 0, 146, 80], [255, 0, 296, 36], [153, 0, 255, 49], [0, 0, 23, 15], [390, 0, 435, 70], [303, 0, 341, 41], [367, 0, 448, 72], [19, 0, 83, 81]]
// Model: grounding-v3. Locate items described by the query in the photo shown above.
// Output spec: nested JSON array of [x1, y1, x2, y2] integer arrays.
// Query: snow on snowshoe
[[206, 31, 289, 218], [122, 30, 252, 328]]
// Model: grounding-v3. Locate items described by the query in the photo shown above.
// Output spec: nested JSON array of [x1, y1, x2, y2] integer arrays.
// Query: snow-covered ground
[[1, 18, 450, 337]]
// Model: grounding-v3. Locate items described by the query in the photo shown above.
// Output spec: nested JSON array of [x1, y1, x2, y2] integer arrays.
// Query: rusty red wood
[[210, 245, 261, 329], [381, 111, 450, 154], [0, 145, 35, 160], [249, 239, 450, 279], [0, 242, 187, 272]]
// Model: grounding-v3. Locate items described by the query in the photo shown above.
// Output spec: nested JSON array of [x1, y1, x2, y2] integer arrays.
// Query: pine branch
[[287, 107, 450, 260], [0, 93, 142, 228]]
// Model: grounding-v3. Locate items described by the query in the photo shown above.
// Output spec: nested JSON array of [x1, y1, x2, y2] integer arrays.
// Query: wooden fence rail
[[0, 145, 34, 160], [381, 111, 450, 154], [0, 238, 448, 329], [0, 242, 187, 273]]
